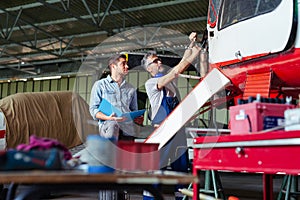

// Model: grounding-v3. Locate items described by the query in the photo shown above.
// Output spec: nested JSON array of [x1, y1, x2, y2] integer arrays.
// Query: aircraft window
[[208, 0, 220, 27], [219, 0, 282, 29]]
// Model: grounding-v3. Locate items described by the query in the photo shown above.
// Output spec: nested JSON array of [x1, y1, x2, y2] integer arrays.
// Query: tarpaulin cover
[[0, 91, 98, 149]]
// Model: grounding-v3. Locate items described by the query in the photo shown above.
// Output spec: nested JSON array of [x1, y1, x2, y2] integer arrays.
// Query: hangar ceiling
[[0, 0, 208, 79]]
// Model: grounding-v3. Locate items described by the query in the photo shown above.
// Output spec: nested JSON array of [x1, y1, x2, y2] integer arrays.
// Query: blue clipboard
[[98, 98, 123, 117], [98, 98, 145, 121], [121, 109, 146, 121]]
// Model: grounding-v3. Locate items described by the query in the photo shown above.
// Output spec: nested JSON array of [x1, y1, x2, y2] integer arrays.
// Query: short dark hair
[[108, 54, 127, 67], [141, 50, 157, 69]]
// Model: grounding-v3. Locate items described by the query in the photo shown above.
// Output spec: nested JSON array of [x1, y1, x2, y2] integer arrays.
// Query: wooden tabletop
[[0, 170, 197, 185]]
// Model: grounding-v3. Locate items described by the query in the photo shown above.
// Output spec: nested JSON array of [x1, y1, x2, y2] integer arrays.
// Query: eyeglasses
[[147, 58, 161, 67]]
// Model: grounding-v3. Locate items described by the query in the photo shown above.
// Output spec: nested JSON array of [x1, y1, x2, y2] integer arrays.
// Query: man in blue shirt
[[141, 32, 200, 200], [89, 53, 144, 200], [89, 53, 141, 141]]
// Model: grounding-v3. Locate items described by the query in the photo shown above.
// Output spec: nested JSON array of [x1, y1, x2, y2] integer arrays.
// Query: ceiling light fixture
[[33, 75, 62, 81]]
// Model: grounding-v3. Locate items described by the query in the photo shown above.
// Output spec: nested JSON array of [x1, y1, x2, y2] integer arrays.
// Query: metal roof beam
[[110, 3, 143, 28], [0, 0, 206, 68], [1, 0, 201, 33], [0, 9, 22, 40], [81, 0, 97, 25], [0, 8, 83, 60], [0, 64, 38, 75], [0, 0, 61, 13], [6, 8, 22, 40], [0, 47, 38, 75], [0, 7, 70, 46], [0, 32, 191, 62], [2, 0, 198, 13], [98, 0, 114, 28], [0, 16, 204, 49], [59, 0, 69, 11], [3, 0, 114, 30], [37, 0, 99, 28], [0, 16, 204, 67]]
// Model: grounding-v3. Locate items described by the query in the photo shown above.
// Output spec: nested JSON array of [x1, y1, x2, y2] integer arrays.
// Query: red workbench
[[192, 130, 300, 200]]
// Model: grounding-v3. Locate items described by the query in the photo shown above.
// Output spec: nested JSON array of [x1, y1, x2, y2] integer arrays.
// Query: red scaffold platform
[[192, 130, 300, 200]]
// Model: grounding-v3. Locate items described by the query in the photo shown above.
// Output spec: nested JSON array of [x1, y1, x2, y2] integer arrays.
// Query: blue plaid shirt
[[89, 75, 138, 126]]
